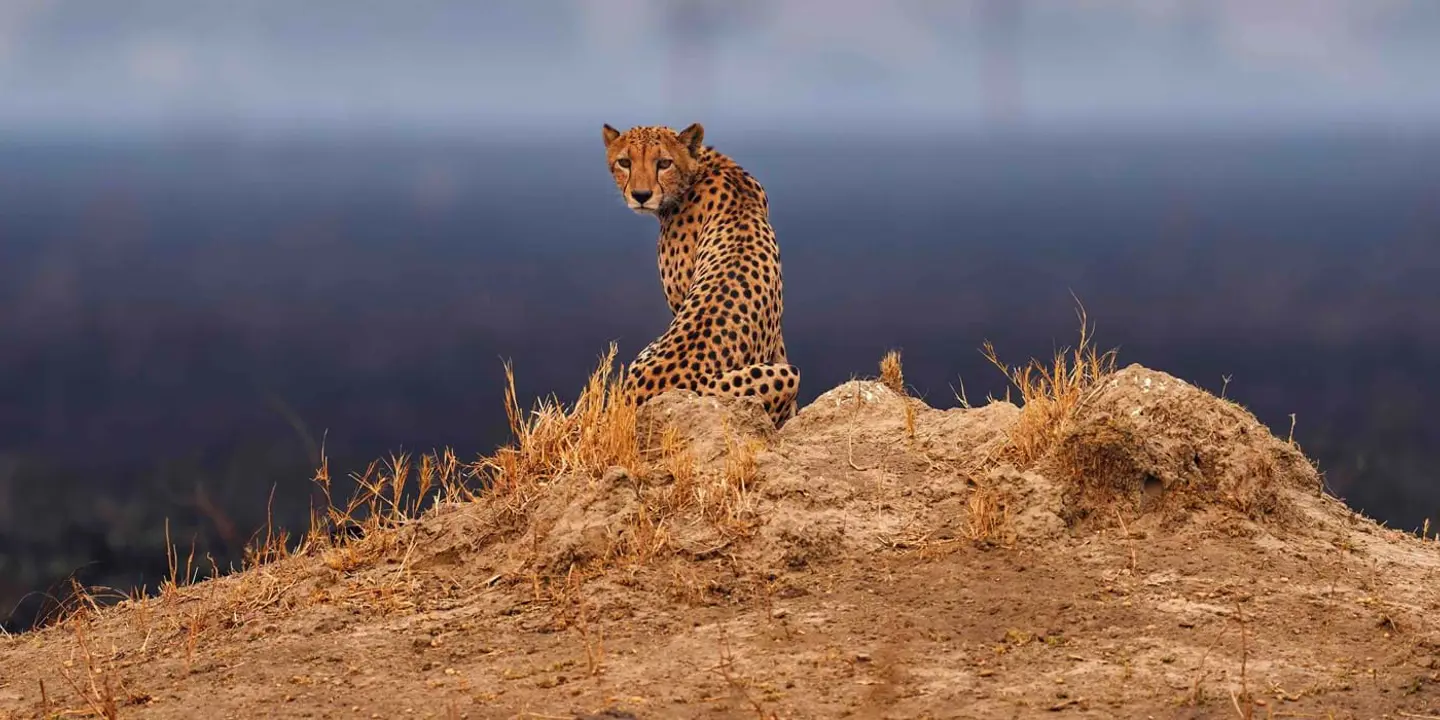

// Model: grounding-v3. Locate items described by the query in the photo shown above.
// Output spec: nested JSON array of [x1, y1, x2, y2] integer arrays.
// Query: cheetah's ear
[[677, 123, 705, 156], [602, 124, 622, 147]]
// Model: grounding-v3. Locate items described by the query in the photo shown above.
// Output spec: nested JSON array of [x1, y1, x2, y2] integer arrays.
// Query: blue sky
[[1, 0, 1438, 138]]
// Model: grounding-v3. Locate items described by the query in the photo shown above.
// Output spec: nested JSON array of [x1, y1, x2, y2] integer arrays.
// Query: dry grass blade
[[58, 619, 121, 720]]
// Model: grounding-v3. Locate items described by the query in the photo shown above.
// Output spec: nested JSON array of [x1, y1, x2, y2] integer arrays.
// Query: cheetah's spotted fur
[[602, 122, 799, 426]]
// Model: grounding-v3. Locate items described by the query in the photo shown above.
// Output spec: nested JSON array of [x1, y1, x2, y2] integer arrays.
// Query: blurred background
[[2, 0, 1439, 630]]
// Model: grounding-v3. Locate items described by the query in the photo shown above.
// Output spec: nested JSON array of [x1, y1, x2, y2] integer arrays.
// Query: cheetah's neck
[[652, 147, 768, 316], [658, 147, 757, 233]]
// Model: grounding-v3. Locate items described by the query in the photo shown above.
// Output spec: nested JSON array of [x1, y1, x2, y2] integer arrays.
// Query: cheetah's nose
[[630, 189, 653, 204]]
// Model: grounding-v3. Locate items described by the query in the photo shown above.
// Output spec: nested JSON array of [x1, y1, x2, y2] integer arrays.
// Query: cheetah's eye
[[656, 158, 674, 170], [616, 158, 631, 170]]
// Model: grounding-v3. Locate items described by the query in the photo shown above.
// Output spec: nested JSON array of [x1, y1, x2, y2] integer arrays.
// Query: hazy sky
[[1, 0, 1438, 138]]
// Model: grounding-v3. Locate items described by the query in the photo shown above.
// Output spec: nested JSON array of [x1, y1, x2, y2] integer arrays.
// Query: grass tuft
[[879, 350, 906, 395], [475, 343, 640, 497], [982, 301, 1118, 469]]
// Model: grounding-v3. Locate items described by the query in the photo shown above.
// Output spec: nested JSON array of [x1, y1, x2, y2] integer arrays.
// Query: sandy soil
[[3, 365, 1438, 719]]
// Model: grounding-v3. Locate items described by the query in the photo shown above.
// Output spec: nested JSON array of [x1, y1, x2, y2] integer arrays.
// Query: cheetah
[[601, 122, 799, 426]]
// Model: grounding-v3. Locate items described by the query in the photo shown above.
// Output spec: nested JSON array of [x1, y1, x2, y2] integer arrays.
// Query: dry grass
[[10, 325, 1119, 713], [12, 351, 521, 712], [877, 351, 920, 440], [472, 345, 766, 575], [55, 619, 123, 719], [879, 350, 905, 395], [13, 339, 872, 661], [963, 302, 1117, 543], [477, 343, 642, 496], [437, 347, 788, 681], [964, 481, 1012, 545], [6, 318, 1429, 720], [12, 316, 1108, 718], [714, 430, 764, 525], [309, 343, 763, 575], [21, 585, 158, 720], [982, 302, 1118, 469]]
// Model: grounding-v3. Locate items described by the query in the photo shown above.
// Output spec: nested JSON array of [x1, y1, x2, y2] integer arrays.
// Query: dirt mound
[[387, 377, 1022, 602], [1039, 364, 1322, 529], [2, 363, 1437, 719]]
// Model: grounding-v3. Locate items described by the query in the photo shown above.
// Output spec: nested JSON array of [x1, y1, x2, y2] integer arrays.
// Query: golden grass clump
[[982, 303, 1118, 469], [879, 349, 906, 395], [476, 343, 641, 495], [473, 344, 770, 567], [877, 349, 918, 440]]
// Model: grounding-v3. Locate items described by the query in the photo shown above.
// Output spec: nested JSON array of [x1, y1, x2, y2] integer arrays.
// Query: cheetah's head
[[601, 123, 705, 215]]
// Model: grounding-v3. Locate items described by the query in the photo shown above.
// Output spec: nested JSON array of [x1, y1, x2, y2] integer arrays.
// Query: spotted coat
[[602, 122, 799, 425]]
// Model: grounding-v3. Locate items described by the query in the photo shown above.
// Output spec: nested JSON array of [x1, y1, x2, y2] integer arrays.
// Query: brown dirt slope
[[3, 358, 1439, 720]]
